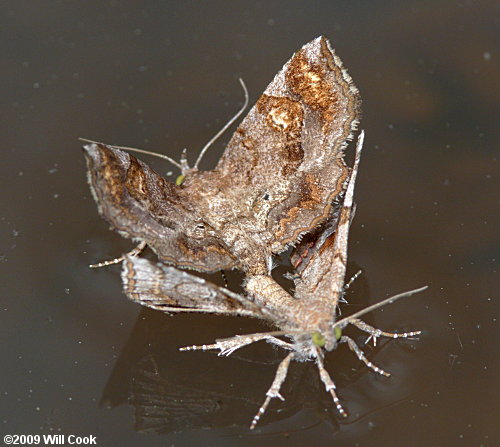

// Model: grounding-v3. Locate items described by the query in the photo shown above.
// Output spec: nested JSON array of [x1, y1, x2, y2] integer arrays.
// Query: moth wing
[[293, 132, 363, 303], [121, 256, 263, 317], [84, 143, 237, 272], [215, 36, 360, 252]]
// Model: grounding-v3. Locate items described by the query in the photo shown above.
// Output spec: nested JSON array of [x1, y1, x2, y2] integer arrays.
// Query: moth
[[83, 36, 426, 428], [84, 36, 359, 276]]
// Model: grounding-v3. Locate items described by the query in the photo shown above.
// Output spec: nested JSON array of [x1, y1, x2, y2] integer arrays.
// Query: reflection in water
[[100, 308, 323, 432]]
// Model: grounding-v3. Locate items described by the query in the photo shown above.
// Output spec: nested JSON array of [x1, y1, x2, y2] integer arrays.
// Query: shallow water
[[1, 1, 497, 446]]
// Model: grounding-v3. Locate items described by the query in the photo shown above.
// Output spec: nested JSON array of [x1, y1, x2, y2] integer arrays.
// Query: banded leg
[[349, 318, 421, 346], [250, 353, 294, 430], [340, 335, 390, 377], [180, 334, 294, 357], [340, 269, 362, 304], [315, 347, 347, 417], [89, 241, 146, 268]]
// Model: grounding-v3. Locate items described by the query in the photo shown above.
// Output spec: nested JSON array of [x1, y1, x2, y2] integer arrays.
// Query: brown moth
[[84, 36, 426, 428], [83, 36, 359, 275]]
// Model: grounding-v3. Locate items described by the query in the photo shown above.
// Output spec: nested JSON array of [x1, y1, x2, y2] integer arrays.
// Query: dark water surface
[[1, 2, 497, 446]]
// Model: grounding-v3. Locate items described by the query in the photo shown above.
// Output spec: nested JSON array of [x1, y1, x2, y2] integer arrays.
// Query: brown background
[[1, 1, 497, 446]]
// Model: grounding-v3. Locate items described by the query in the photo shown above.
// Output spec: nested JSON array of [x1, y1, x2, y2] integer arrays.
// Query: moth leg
[[89, 241, 146, 268], [220, 270, 229, 288], [349, 318, 422, 347], [340, 335, 390, 377], [180, 334, 294, 357], [250, 352, 294, 430], [342, 269, 362, 299], [315, 347, 347, 417]]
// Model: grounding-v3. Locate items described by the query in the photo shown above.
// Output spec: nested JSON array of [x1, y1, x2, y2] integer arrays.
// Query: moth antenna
[[193, 78, 249, 169], [251, 286, 429, 336], [334, 286, 428, 330], [212, 288, 427, 342], [213, 328, 311, 339], [79, 137, 183, 171], [247, 286, 428, 340]]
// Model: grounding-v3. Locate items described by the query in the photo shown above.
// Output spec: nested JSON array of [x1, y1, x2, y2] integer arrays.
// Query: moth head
[[312, 325, 342, 351]]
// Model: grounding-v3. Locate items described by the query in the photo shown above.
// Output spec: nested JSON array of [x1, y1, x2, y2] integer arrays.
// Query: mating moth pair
[[83, 36, 425, 429]]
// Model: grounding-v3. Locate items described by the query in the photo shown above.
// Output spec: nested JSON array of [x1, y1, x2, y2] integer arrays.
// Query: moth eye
[[334, 327, 342, 340], [312, 331, 326, 347], [196, 223, 205, 230], [175, 174, 185, 186], [262, 193, 270, 200]]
